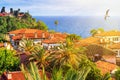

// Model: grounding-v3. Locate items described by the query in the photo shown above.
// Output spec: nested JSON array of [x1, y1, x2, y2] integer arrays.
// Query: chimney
[[42, 32, 45, 38], [22, 34, 25, 38], [34, 32, 37, 38], [49, 34, 54, 39], [6, 73, 12, 80]]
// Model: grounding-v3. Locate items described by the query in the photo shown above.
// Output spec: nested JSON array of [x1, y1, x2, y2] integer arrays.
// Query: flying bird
[[104, 9, 110, 20]]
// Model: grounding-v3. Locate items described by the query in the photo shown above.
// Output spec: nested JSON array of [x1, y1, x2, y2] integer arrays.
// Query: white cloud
[[1, 0, 120, 16]]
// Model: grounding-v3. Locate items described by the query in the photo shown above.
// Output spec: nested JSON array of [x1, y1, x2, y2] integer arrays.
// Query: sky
[[0, 0, 120, 16]]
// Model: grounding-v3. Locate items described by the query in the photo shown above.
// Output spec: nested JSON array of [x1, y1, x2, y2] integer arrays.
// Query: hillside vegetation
[[0, 13, 48, 33]]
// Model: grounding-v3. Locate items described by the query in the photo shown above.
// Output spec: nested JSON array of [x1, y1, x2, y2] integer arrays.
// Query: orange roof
[[9, 29, 26, 34], [95, 31, 120, 37], [9, 29, 44, 34], [53, 32, 67, 38], [10, 29, 50, 40], [2, 70, 51, 80], [42, 33, 67, 44], [75, 37, 100, 47], [109, 43, 120, 49], [42, 37, 65, 44], [95, 60, 118, 75]]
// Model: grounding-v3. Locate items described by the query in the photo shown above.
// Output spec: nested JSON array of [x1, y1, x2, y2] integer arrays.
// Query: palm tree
[[90, 28, 104, 36], [51, 65, 91, 80], [19, 39, 38, 55], [90, 29, 97, 36], [28, 47, 49, 68], [54, 20, 59, 31], [21, 62, 42, 80], [21, 62, 91, 80], [101, 73, 111, 80], [48, 38, 86, 69]]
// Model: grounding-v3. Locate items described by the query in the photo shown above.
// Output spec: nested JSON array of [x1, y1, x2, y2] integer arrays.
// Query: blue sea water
[[33, 16, 120, 38]]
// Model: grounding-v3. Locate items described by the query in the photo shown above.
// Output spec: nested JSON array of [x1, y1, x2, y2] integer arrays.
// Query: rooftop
[[75, 37, 100, 47], [95, 31, 120, 37], [10, 29, 50, 40], [109, 43, 120, 49], [9, 29, 44, 34], [95, 60, 118, 75]]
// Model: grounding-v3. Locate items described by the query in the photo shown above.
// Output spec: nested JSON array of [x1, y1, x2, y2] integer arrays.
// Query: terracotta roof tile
[[109, 43, 120, 49], [42, 37, 65, 44], [42, 33, 67, 44], [95, 31, 120, 37], [10, 29, 50, 40], [75, 37, 100, 47], [95, 60, 118, 75], [2, 70, 51, 80], [9, 29, 44, 34]]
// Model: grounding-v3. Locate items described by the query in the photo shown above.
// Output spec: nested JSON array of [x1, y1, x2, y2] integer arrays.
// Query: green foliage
[[0, 48, 20, 74], [66, 34, 82, 42], [54, 20, 59, 26], [51, 68, 63, 80], [90, 28, 104, 36], [19, 39, 39, 55], [21, 62, 41, 80], [115, 68, 120, 80], [35, 21, 48, 30], [79, 59, 102, 80], [0, 13, 48, 34], [29, 47, 48, 68], [101, 73, 111, 80], [0, 33, 7, 42]]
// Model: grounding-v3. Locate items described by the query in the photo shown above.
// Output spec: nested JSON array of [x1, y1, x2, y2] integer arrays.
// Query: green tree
[[29, 47, 49, 68], [48, 39, 85, 69], [90, 28, 104, 36], [79, 58, 102, 80], [90, 29, 97, 36], [0, 48, 20, 74], [1, 6, 5, 13], [21, 62, 42, 80], [54, 20, 59, 31], [115, 68, 120, 80], [66, 34, 82, 42], [19, 39, 37, 55], [0, 13, 48, 34], [35, 21, 48, 30]]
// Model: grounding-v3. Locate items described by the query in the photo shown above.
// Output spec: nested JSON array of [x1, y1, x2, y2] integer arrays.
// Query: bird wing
[[106, 9, 109, 16], [104, 9, 110, 20]]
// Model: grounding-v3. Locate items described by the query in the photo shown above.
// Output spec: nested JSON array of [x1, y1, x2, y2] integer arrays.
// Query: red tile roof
[[42, 33, 67, 44], [75, 37, 100, 47], [95, 60, 118, 75], [10, 29, 50, 40], [2, 70, 51, 80], [0, 12, 9, 17], [9, 29, 39, 34], [95, 31, 120, 37], [42, 37, 65, 44]]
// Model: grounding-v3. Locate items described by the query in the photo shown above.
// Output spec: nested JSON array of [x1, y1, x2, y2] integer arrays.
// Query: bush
[[0, 48, 20, 75]]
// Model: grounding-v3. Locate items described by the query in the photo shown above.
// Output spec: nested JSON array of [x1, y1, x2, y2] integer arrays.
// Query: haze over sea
[[34, 16, 120, 38]]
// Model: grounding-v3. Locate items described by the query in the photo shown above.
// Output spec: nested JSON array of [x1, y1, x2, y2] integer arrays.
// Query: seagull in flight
[[104, 9, 110, 20]]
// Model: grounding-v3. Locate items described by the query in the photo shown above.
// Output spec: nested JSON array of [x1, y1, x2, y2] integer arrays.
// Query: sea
[[33, 16, 120, 38]]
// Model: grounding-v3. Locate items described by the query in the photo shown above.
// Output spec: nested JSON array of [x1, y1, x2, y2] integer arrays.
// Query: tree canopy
[[0, 48, 20, 74], [0, 13, 48, 34]]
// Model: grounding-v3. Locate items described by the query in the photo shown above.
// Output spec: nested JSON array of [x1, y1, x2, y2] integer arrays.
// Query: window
[[113, 37, 119, 41]]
